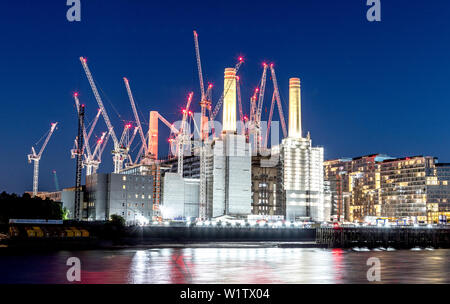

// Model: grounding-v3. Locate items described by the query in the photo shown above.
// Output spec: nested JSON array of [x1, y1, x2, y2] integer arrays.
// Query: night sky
[[1, 0, 450, 194]]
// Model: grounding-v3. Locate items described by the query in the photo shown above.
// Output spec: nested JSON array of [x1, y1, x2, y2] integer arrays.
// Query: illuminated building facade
[[280, 78, 327, 222], [251, 155, 285, 216], [324, 154, 450, 223], [380, 156, 434, 222], [203, 68, 252, 218], [427, 163, 450, 223], [85, 172, 155, 225]]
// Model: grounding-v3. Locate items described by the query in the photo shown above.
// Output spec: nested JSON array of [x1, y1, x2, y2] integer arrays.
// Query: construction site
[[27, 31, 329, 226]]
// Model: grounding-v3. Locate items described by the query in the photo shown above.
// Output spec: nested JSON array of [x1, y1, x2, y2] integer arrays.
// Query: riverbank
[[2, 224, 450, 251]]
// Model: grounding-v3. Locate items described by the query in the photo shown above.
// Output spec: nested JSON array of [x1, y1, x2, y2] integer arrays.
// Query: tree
[[110, 214, 125, 227], [0, 192, 63, 224]]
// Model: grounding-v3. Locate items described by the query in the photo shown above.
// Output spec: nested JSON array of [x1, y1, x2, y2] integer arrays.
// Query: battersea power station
[[51, 42, 329, 225], [71, 69, 329, 225]]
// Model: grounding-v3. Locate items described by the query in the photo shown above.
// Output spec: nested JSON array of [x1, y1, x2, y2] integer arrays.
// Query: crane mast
[[74, 104, 84, 220], [52, 170, 60, 191], [28, 122, 58, 196], [193, 31, 205, 100], [177, 92, 193, 176], [193, 31, 212, 142], [73, 94, 92, 157], [80, 57, 127, 173]]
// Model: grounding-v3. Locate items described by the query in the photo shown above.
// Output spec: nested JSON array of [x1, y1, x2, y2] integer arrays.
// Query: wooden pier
[[316, 227, 450, 249]]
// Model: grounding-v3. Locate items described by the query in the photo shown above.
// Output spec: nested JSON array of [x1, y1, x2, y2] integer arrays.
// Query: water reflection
[[0, 247, 449, 284]]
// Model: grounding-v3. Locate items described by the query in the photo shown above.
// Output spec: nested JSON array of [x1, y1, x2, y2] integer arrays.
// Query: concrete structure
[[281, 136, 325, 221], [202, 68, 252, 218], [85, 172, 155, 225], [280, 78, 325, 222], [288, 78, 302, 139], [206, 133, 252, 218], [323, 181, 333, 222], [161, 173, 199, 220], [148, 111, 159, 160], [222, 68, 237, 133], [160, 155, 200, 178]]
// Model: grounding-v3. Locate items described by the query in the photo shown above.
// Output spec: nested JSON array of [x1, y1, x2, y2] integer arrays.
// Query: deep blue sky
[[1, 0, 450, 194]]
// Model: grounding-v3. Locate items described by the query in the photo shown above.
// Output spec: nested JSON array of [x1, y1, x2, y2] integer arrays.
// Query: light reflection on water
[[0, 247, 449, 284]]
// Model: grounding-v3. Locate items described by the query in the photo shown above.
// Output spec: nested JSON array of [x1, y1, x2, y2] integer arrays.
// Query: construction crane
[[193, 30, 213, 142], [210, 57, 244, 122], [269, 64, 288, 138], [70, 106, 101, 161], [246, 63, 268, 153], [264, 91, 277, 148], [87, 131, 107, 175], [72, 93, 102, 176], [177, 92, 194, 176], [74, 104, 84, 220], [97, 131, 111, 164], [236, 76, 245, 135], [52, 170, 60, 192], [260, 64, 289, 148], [28, 122, 58, 196], [123, 77, 152, 163], [80, 57, 128, 173]]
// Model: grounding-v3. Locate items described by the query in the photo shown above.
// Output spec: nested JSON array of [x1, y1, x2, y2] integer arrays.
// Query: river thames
[[1, 245, 449, 284]]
